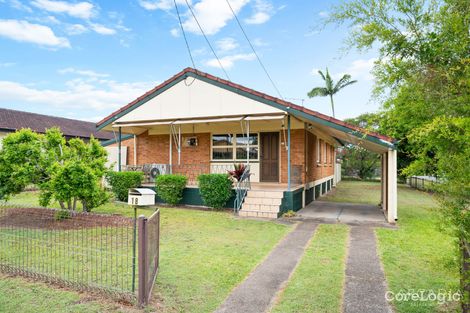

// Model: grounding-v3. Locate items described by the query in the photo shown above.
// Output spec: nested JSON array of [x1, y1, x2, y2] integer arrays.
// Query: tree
[[327, 0, 470, 308], [0, 128, 110, 212], [341, 114, 381, 180], [307, 68, 357, 117]]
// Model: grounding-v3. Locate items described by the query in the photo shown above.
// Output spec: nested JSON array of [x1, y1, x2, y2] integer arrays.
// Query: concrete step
[[239, 210, 279, 219], [244, 197, 283, 206], [241, 203, 280, 212], [246, 190, 284, 199]]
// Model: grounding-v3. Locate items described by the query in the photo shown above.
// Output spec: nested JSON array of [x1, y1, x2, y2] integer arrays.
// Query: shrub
[[282, 210, 296, 218], [106, 171, 144, 202], [155, 174, 187, 206], [55, 209, 70, 221], [197, 174, 233, 210]]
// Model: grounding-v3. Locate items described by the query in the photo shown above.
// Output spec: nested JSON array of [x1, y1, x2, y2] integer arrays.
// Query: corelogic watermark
[[386, 289, 461, 306]]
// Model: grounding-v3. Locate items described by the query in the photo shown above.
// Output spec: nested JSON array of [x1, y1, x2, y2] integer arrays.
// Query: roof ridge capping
[[96, 67, 395, 146]]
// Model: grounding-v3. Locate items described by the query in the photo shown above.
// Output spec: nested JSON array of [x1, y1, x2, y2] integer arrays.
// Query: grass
[[324, 181, 460, 313], [1, 191, 292, 313], [271, 224, 349, 313]]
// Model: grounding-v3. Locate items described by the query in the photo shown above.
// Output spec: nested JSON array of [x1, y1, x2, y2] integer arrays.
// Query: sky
[[0, 0, 381, 122]]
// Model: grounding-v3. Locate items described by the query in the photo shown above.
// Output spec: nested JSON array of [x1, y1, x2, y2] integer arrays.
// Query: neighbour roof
[[96, 67, 395, 146], [0, 108, 113, 141]]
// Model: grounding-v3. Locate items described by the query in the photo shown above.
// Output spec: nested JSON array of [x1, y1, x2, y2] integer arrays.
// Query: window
[[316, 138, 320, 163], [212, 133, 259, 161], [324, 142, 328, 164]]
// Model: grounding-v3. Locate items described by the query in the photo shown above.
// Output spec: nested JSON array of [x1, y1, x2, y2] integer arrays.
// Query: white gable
[[115, 77, 283, 123]]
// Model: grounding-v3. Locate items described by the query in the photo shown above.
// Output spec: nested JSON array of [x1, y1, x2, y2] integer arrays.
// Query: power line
[[224, 0, 284, 99], [173, 0, 196, 69], [183, 0, 230, 81]]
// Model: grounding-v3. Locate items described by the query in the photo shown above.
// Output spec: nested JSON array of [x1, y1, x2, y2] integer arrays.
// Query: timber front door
[[260, 132, 279, 182]]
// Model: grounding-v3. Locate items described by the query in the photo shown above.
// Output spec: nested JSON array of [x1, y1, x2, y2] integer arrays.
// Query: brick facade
[[110, 128, 335, 185]]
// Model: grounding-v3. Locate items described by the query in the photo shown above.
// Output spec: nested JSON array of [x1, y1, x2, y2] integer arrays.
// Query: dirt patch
[[0, 207, 132, 230]]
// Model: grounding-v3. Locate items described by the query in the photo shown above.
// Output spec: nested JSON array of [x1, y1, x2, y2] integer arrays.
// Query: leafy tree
[[341, 114, 381, 180], [307, 68, 357, 117], [0, 128, 110, 212], [327, 0, 470, 308]]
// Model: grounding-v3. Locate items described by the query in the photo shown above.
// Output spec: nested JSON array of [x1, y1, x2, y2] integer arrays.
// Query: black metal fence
[[407, 176, 438, 191], [0, 205, 135, 299], [462, 239, 470, 313]]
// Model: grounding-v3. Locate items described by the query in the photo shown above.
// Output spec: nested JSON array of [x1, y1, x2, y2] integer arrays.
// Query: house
[[0, 108, 114, 149], [97, 68, 397, 223]]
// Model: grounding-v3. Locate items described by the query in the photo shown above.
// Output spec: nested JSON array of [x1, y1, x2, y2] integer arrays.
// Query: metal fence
[[0, 205, 135, 299], [407, 176, 438, 191], [137, 209, 160, 307], [0, 205, 161, 307], [462, 239, 470, 313]]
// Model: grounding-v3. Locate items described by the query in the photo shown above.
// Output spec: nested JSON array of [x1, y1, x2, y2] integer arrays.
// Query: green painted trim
[[98, 70, 395, 150], [145, 186, 235, 208], [101, 134, 134, 147]]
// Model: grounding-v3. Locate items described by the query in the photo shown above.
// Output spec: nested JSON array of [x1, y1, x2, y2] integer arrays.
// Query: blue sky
[[0, 0, 380, 122]]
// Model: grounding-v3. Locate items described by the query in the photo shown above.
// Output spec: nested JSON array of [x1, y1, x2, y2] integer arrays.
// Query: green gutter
[[101, 134, 134, 147]]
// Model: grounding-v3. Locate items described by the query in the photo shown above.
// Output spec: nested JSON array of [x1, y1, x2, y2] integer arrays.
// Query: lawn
[[1, 191, 292, 313], [271, 224, 349, 313], [324, 181, 460, 313]]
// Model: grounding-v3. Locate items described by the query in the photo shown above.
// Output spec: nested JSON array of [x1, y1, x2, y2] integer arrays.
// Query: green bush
[[155, 174, 187, 206], [54, 209, 70, 221], [197, 174, 233, 210], [106, 171, 144, 202]]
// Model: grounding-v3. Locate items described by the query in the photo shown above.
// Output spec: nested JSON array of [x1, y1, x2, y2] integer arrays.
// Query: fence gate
[[137, 209, 160, 307]]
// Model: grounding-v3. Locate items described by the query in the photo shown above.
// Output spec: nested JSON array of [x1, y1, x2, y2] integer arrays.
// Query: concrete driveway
[[297, 201, 387, 224]]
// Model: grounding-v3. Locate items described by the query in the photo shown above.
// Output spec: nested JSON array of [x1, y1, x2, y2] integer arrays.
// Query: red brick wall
[[108, 137, 134, 165], [281, 129, 305, 184]]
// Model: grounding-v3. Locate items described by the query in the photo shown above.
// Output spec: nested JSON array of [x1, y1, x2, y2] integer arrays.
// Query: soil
[[0, 207, 132, 230]]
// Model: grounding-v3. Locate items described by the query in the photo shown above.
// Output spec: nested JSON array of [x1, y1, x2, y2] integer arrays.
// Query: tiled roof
[[0, 108, 113, 140], [96, 67, 395, 143]]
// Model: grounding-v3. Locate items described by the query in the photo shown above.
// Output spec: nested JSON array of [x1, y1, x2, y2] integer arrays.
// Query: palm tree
[[307, 68, 357, 118]]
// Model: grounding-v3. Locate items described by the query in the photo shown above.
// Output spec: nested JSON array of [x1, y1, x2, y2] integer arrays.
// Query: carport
[[286, 105, 398, 224]]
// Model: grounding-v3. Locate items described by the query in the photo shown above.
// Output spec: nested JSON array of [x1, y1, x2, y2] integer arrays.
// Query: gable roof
[[0, 108, 113, 141], [96, 67, 395, 148]]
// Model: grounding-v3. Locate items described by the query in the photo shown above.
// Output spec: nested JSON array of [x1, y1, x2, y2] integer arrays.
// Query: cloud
[[0, 78, 156, 111], [252, 37, 268, 46], [138, 0, 188, 11], [58, 67, 109, 78], [216, 37, 238, 52], [318, 11, 329, 18], [182, 0, 249, 35], [344, 58, 377, 81], [244, 0, 273, 25], [170, 28, 179, 37], [31, 0, 95, 19], [0, 62, 16, 68], [205, 53, 255, 69], [89, 23, 116, 35], [5, 0, 33, 12], [0, 19, 70, 48], [65, 23, 88, 35]]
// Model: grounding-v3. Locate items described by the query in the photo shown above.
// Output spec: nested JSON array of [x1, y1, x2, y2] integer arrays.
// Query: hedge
[[155, 174, 187, 206], [106, 171, 144, 202], [197, 174, 233, 210]]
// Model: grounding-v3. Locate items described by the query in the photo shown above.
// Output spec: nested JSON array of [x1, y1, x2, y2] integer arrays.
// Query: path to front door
[[213, 221, 392, 313]]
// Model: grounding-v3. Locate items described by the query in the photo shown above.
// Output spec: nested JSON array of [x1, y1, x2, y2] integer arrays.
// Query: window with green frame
[[212, 133, 259, 161]]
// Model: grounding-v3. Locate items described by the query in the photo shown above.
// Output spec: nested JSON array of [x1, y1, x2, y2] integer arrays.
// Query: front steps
[[238, 190, 284, 218]]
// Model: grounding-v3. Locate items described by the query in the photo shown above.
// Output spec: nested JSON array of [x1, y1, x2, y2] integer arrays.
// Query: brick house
[[97, 68, 398, 222]]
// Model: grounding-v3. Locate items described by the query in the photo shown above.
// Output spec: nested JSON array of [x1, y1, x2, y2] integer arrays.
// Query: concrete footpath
[[343, 227, 392, 313], [214, 221, 318, 313]]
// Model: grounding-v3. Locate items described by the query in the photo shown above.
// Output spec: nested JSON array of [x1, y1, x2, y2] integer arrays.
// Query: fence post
[[137, 215, 148, 307], [462, 239, 470, 313]]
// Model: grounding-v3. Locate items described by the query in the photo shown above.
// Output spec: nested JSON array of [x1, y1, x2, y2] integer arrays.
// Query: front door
[[260, 132, 279, 182]]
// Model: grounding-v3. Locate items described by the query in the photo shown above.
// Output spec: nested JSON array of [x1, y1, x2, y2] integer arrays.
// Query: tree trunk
[[59, 201, 66, 210], [329, 95, 335, 118]]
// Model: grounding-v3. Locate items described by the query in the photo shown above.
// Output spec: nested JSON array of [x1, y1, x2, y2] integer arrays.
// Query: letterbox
[[128, 188, 156, 206]]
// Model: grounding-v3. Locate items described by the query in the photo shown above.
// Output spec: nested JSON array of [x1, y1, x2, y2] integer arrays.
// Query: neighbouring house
[[0, 108, 114, 149], [97, 68, 398, 223]]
